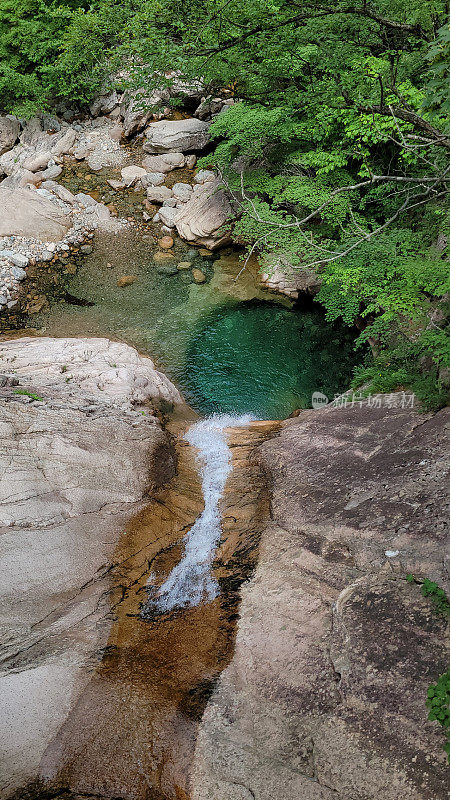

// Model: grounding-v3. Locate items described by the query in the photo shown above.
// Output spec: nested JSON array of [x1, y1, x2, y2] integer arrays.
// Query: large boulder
[[0, 337, 182, 796], [144, 118, 210, 153], [0, 116, 20, 156], [89, 89, 120, 118], [191, 400, 449, 800], [175, 177, 237, 249], [0, 185, 71, 241], [261, 259, 322, 299], [121, 89, 168, 138]]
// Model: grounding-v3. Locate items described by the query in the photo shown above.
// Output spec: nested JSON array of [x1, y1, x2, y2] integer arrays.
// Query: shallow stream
[[2, 154, 363, 798], [16, 202, 359, 418]]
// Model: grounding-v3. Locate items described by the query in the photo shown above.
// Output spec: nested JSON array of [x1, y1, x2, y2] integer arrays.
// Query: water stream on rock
[[143, 414, 254, 616], [0, 157, 364, 799]]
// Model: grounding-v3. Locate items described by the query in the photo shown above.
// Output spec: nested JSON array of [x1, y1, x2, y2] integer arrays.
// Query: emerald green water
[[27, 230, 359, 419], [184, 302, 358, 417]]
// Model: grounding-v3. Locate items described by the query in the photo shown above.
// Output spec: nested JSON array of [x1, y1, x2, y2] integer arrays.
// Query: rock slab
[[0, 337, 182, 797], [191, 400, 450, 800]]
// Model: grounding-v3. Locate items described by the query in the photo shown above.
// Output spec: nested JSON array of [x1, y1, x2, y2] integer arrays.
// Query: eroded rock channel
[[0, 108, 448, 800]]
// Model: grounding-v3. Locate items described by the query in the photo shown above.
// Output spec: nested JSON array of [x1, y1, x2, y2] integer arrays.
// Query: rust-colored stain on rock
[[37, 420, 278, 800]]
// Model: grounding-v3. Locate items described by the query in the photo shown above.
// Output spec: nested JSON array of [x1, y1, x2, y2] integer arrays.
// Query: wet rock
[[158, 236, 174, 249], [117, 275, 137, 287], [261, 260, 322, 299], [153, 251, 174, 264], [0, 115, 20, 156], [192, 268, 206, 283], [177, 261, 192, 270], [186, 154, 197, 169], [144, 118, 210, 153], [0, 337, 181, 795], [157, 263, 178, 276]]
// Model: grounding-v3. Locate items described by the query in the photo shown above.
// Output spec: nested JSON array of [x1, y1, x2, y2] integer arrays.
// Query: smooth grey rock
[[261, 261, 322, 299], [23, 151, 53, 172], [194, 169, 216, 184], [41, 164, 62, 181], [0, 116, 20, 156], [158, 207, 179, 228], [89, 90, 119, 118], [141, 172, 166, 187], [146, 185, 173, 203], [51, 128, 76, 157], [0, 186, 71, 242], [74, 193, 97, 208], [194, 97, 224, 120], [0, 250, 28, 268], [121, 89, 168, 137], [172, 182, 193, 202], [40, 114, 61, 132], [191, 401, 450, 800], [10, 266, 27, 281], [120, 165, 147, 186], [0, 336, 182, 795], [175, 178, 237, 249], [144, 119, 209, 153], [141, 153, 185, 172]]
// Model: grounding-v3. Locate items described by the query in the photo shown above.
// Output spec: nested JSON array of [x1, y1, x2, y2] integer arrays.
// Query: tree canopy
[[1, 0, 449, 406]]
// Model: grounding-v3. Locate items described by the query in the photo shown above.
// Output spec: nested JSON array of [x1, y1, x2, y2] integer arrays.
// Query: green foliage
[[0, 0, 126, 114], [407, 574, 450, 761], [421, 579, 450, 617], [423, 23, 450, 120], [14, 389, 44, 401], [427, 669, 450, 762], [1, 0, 449, 406]]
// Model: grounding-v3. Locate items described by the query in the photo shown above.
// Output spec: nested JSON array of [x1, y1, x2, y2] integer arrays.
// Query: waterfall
[[142, 413, 253, 616]]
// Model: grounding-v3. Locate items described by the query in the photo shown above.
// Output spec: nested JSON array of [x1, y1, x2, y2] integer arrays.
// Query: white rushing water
[[144, 413, 254, 615]]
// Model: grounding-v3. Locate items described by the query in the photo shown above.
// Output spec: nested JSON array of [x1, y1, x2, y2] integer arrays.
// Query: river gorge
[[0, 103, 448, 800]]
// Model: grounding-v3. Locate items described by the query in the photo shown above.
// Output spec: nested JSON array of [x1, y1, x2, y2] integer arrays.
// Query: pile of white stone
[[0, 100, 238, 312], [106, 116, 237, 250], [0, 117, 131, 313]]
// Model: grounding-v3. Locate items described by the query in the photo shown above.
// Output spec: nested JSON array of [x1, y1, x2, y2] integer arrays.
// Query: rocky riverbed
[[0, 92, 243, 318], [0, 90, 448, 800], [0, 334, 448, 800]]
